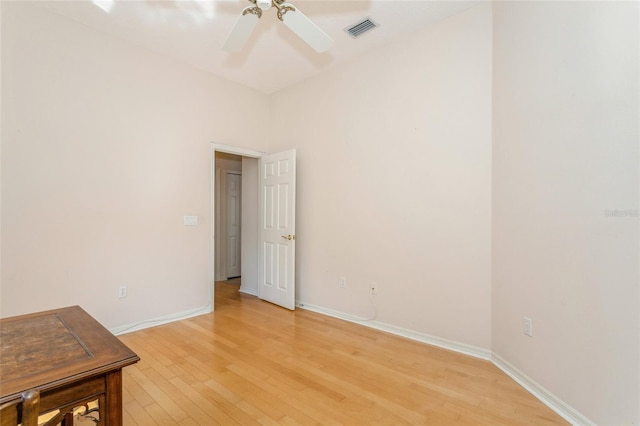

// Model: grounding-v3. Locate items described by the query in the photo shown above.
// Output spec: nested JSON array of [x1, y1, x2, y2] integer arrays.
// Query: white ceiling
[[36, 0, 481, 94]]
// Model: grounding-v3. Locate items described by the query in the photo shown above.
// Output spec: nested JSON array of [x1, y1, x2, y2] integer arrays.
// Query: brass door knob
[[281, 234, 295, 241]]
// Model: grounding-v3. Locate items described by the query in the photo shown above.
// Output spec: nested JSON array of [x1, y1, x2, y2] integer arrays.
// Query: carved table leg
[[62, 412, 74, 425], [105, 370, 123, 426]]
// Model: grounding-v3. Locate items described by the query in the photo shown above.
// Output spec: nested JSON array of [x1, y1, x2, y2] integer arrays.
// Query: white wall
[[271, 4, 493, 350], [0, 2, 270, 329], [492, 2, 639, 424]]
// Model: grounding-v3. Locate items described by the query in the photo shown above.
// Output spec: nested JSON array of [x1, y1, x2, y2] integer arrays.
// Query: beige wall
[[271, 4, 493, 350], [492, 2, 639, 424], [0, 2, 270, 328]]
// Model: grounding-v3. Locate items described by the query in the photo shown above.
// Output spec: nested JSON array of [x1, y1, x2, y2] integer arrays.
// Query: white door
[[226, 171, 242, 278], [258, 149, 296, 310]]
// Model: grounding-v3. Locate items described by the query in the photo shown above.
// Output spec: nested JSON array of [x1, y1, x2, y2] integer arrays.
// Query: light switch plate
[[183, 215, 198, 226]]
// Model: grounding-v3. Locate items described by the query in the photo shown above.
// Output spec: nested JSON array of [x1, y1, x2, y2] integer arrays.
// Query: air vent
[[345, 18, 379, 38]]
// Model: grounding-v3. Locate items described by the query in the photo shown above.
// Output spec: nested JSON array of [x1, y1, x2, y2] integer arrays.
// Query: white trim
[[491, 353, 596, 426], [239, 287, 258, 297], [211, 143, 265, 159], [109, 305, 211, 336], [295, 301, 492, 360], [209, 147, 216, 309]]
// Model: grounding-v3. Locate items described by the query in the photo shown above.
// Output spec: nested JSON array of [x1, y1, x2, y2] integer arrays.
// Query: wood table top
[[0, 306, 139, 404]]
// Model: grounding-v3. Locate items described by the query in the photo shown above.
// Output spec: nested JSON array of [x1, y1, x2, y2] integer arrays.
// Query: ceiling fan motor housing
[[256, 0, 272, 10]]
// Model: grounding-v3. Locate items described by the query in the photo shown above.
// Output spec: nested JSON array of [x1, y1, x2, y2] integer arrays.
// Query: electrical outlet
[[339, 277, 347, 289], [523, 317, 533, 337], [119, 286, 128, 298]]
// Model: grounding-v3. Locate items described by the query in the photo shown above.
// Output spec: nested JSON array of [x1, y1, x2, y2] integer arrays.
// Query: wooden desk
[[0, 306, 139, 425]]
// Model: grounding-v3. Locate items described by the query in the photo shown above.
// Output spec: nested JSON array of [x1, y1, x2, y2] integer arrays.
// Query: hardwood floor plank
[[127, 364, 189, 422], [209, 371, 288, 422], [169, 377, 224, 424], [118, 281, 567, 425], [143, 402, 180, 426], [234, 400, 281, 426], [222, 364, 321, 424], [124, 399, 156, 426], [192, 381, 261, 425], [124, 365, 158, 407]]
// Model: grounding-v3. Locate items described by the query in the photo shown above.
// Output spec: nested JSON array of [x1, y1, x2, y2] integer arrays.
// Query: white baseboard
[[109, 304, 212, 336], [295, 301, 492, 360], [491, 353, 595, 426], [239, 286, 258, 296], [296, 300, 593, 426]]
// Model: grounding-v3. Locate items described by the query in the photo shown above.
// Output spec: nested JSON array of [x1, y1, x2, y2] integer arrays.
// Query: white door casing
[[258, 149, 296, 310], [226, 171, 242, 278]]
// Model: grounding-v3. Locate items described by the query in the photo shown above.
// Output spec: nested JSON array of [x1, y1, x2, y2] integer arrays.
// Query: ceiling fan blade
[[280, 5, 333, 53], [223, 6, 261, 53]]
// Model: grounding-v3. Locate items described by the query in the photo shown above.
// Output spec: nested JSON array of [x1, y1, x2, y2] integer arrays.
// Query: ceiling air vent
[[345, 18, 379, 39]]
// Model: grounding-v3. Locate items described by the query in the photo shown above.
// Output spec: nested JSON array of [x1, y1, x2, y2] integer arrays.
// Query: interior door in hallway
[[226, 171, 242, 279], [258, 149, 296, 310]]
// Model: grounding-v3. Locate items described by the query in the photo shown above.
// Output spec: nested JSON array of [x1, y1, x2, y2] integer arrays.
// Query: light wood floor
[[118, 280, 567, 425]]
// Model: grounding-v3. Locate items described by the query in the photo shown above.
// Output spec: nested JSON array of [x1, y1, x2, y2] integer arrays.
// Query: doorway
[[210, 143, 297, 312], [210, 144, 263, 310]]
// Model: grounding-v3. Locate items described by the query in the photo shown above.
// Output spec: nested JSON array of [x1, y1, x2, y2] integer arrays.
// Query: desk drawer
[[40, 375, 105, 413]]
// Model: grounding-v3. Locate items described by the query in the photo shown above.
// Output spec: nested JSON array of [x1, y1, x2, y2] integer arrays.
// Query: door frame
[[209, 143, 265, 311]]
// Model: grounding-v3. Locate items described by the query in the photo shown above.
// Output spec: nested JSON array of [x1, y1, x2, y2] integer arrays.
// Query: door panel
[[258, 149, 296, 310], [226, 172, 242, 278]]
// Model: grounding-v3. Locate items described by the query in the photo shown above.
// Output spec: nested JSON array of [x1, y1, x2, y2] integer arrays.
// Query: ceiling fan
[[223, 0, 334, 53]]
